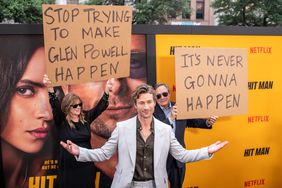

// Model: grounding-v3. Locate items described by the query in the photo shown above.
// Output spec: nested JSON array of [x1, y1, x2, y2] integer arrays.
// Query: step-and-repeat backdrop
[[1, 26, 282, 188]]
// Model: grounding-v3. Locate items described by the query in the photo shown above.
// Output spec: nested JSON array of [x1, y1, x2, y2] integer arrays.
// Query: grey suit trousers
[[131, 180, 156, 188]]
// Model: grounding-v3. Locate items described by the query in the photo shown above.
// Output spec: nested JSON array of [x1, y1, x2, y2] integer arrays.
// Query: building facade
[[169, 0, 215, 25]]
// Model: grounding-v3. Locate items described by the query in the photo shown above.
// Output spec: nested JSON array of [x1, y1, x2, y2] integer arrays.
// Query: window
[[196, 0, 205, 19]]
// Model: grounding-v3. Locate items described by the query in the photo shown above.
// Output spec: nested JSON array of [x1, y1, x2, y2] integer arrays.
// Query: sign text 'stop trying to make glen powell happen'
[[42, 4, 132, 86]]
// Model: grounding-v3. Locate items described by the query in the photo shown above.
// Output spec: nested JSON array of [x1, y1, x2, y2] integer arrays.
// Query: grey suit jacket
[[76, 116, 211, 188]]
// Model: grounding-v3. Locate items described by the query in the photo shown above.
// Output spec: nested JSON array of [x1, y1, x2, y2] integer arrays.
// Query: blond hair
[[61, 93, 86, 128]]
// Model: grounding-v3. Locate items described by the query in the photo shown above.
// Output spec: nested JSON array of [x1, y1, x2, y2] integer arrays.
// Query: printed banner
[[0, 33, 147, 188], [0, 35, 58, 188], [156, 34, 282, 187]]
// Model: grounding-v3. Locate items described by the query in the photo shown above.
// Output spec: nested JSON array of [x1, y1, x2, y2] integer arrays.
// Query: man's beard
[[90, 112, 138, 139], [90, 113, 127, 139], [90, 118, 114, 139]]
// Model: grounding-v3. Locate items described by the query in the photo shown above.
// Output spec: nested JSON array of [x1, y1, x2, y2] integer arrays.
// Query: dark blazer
[[154, 102, 212, 168]]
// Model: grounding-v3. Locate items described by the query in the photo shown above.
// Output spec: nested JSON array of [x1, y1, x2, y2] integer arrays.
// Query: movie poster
[[156, 34, 282, 187], [0, 34, 147, 188]]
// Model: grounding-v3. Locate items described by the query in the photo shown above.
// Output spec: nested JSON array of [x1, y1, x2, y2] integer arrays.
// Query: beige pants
[[131, 180, 156, 188]]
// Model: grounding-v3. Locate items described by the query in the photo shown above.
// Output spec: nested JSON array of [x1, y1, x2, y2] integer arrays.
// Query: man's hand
[[60, 140, 80, 156], [208, 141, 229, 154], [206, 116, 218, 126], [170, 105, 178, 121]]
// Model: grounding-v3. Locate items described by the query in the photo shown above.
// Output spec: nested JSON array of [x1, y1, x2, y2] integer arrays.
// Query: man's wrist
[[206, 119, 212, 127], [168, 116, 175, 123], [207, 147, 213, 157]]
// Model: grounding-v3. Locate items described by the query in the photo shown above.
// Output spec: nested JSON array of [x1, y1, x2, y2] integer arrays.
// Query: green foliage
[[85, 0, 105, 5], [0, 0, 191, 24], [85, 0, 125, 5], [133, 0, 191, 24], [212, 0, 282, 26], [0, 0, 54, 23], [85, 0, 191, 24]]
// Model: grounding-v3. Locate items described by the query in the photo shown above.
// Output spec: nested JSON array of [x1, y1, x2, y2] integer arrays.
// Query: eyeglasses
[[71, 103, 83, 108], [156, 92, 168, 99]]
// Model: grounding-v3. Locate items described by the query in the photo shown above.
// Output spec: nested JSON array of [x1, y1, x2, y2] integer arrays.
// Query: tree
[[0, 0, 54, 24], [133, 0, 191, 24], [0, 0, 191, 24], [212, 0, 282, 26], [85, 0, 125, 5], [85, 0, 191, 24]]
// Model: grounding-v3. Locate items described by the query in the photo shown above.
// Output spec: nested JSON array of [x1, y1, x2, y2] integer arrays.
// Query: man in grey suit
[[61, 84, 228, 188]]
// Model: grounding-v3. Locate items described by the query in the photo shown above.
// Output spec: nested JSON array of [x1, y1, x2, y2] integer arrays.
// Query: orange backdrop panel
[[156, 34, 282, 188]]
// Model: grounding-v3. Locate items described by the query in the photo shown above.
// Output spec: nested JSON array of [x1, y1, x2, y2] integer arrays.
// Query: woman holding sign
[[0, 36, 55, 188], [44, 75, 114, 188]]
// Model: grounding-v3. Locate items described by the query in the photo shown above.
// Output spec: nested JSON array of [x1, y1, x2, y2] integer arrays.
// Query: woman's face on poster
[[1, 47, 53, 153]]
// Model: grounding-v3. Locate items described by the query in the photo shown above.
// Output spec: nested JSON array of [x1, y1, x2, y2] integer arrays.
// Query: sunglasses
[[156, 92, 168, 99], [71, 103, 83, 108]]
